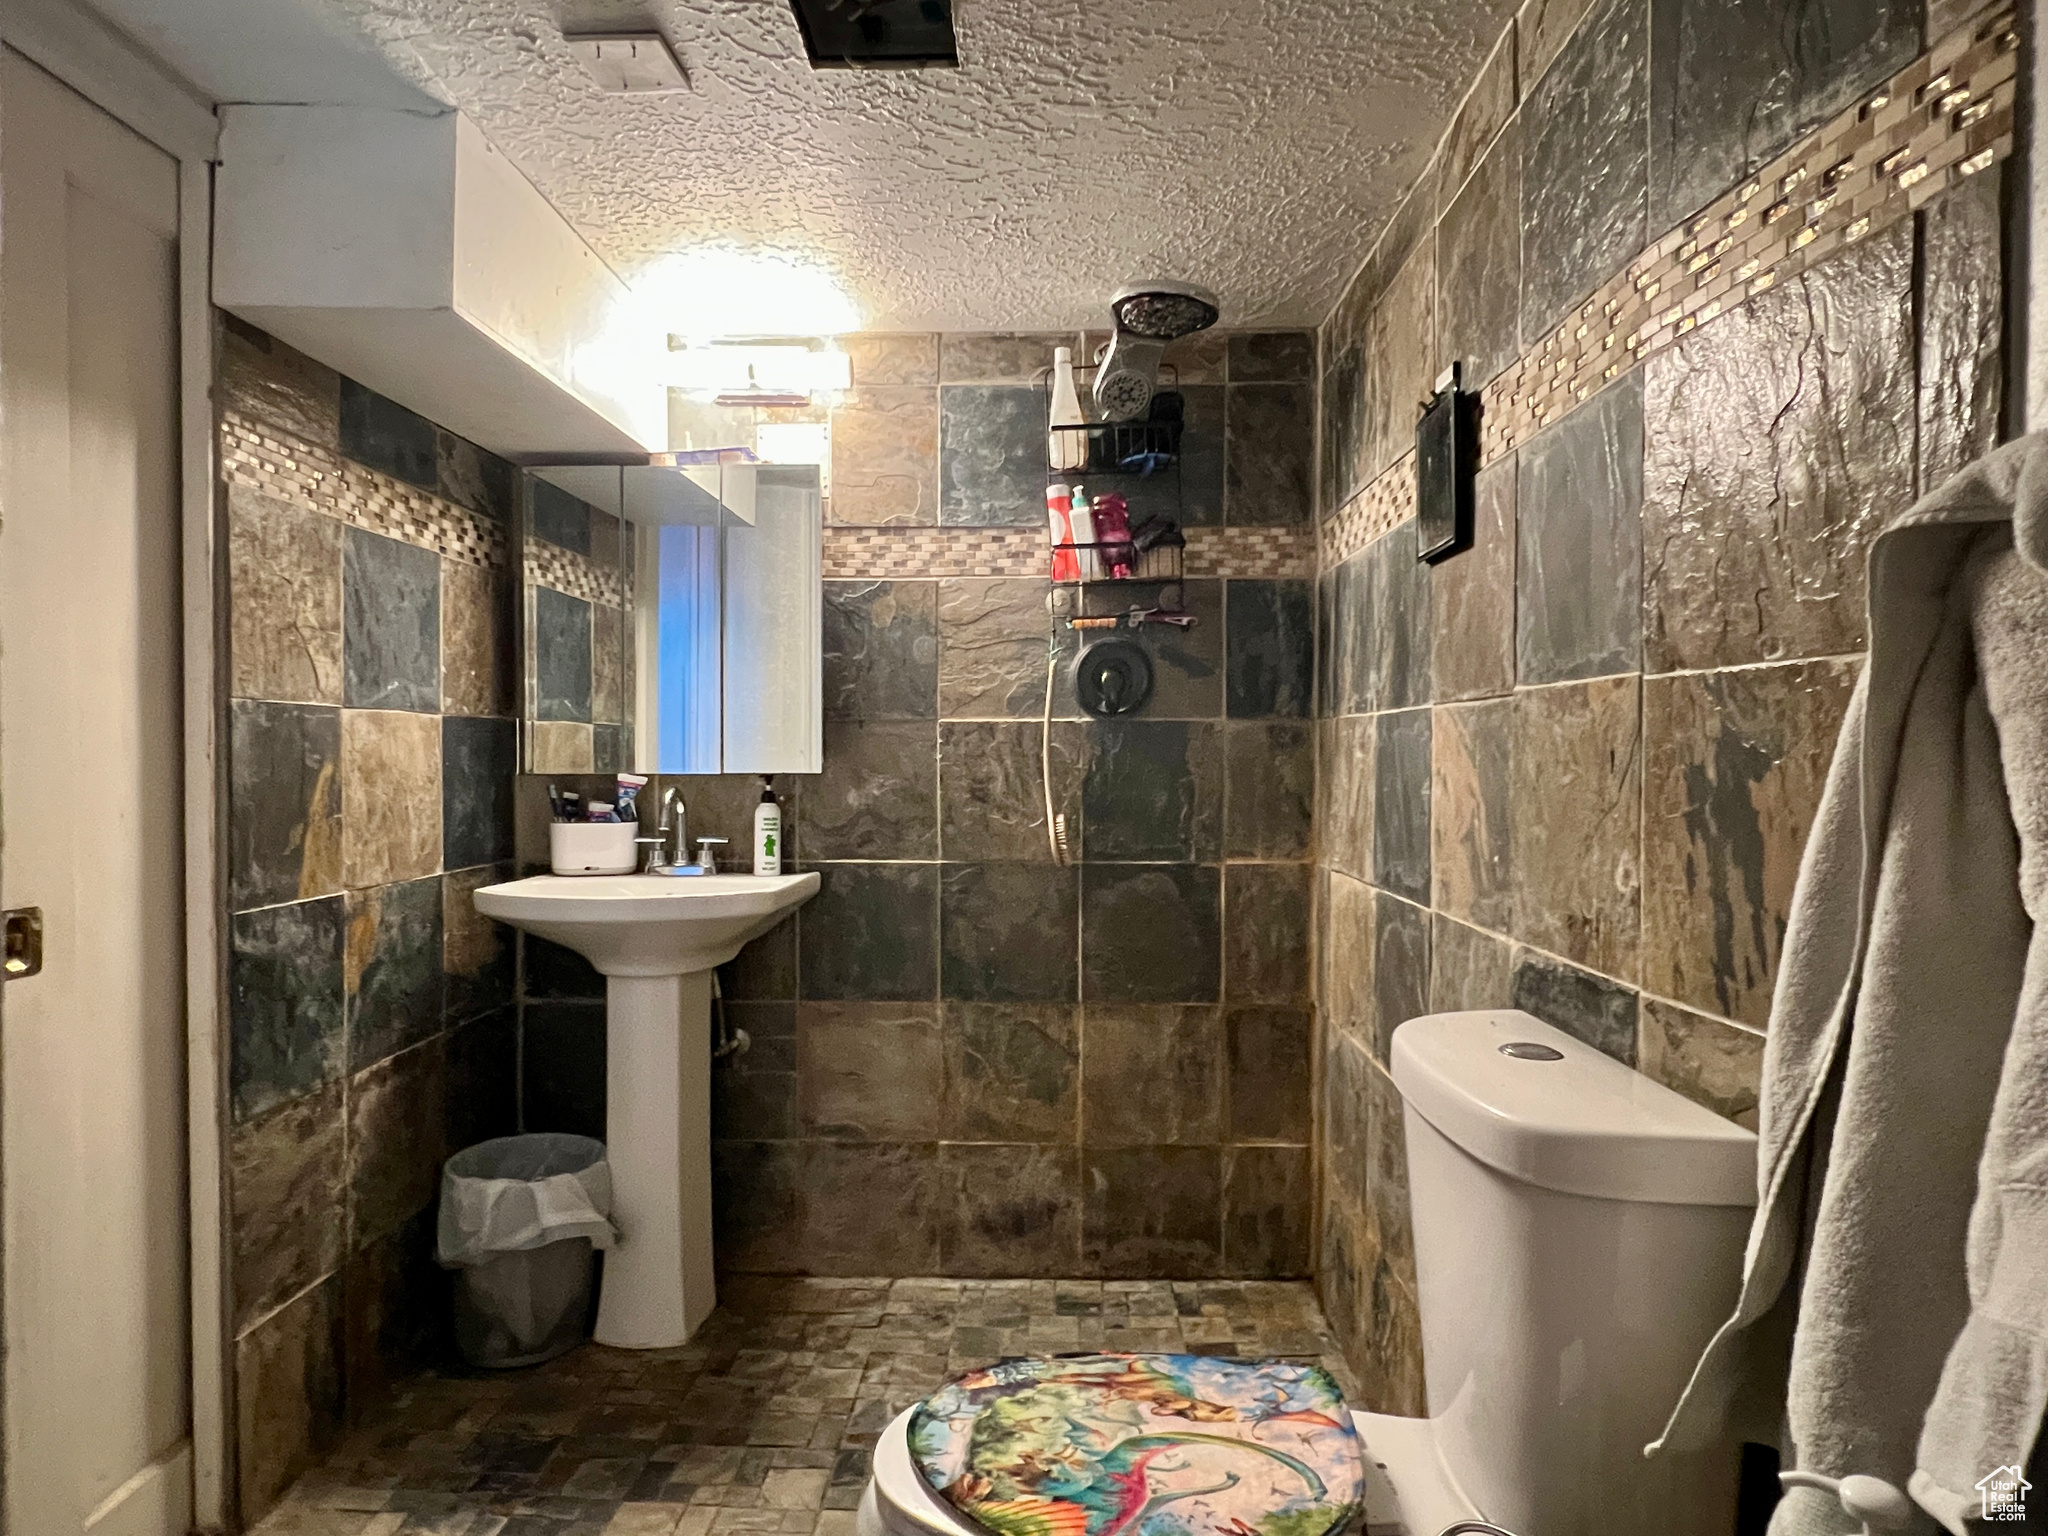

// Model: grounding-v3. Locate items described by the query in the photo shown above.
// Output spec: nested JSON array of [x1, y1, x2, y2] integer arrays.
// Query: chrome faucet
[[639, 786, 687, 872]]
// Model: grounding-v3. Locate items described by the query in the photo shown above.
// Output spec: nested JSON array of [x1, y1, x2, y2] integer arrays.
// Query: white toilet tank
[[1389, 1010, 1757, 1536]]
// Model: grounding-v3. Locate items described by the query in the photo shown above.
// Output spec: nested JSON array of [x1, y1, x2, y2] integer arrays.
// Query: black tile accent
[[940, 385, 1047, 527], [940, 862, 1080, 1002], [436, 434, 518, 524], [1373, 896, 1431, 1058], [1222, 1145, 1312, 1277], [1321, 348, 1365, 512], [1228, 331, 1316, 382], [347, 877, 445, 1074], [1082, 1004, 1224, 1147], [1224, 721, 1314, 860], [1510, 947, 1640, 1064], [1226, 1006, 1312, 1141], [945, 1003, 1078, 1142], [1225, 384, 1314, 526], [713, 1003, 798, 1140], [1080, 720, 1222, 862], [1521, 0, 1651, 337], [343, 527, 440, 714], [1516, 373, 1644, 685], [340, 378, 437, 491], [533, 586, 593, 723], [711, 1141, 803, 1273], [444, 1008, 518, 1152], [230, 896, 346, 1123], [1438, 118, 1523, 388], [1226, 580, 1315, 719], [804, 721, 938, 860], [822, 580, 938, 722], [721, 913, 798, 1002], [1083, 1146, 1223, 1277], [1372, 709, 1432, 904], [1082, 864, 1222, 1004], [229, 700, 341, 911], [1223, 863, 1312, 1005], [1649, 0, 1921, 233], [442, 716, 517, 869], [523, 934, 605, 1001], [521, 999, 607, 1139], [798, 863, 940, 1000], [529, 477, 594, 554], [1337, 522, 1433, 717]]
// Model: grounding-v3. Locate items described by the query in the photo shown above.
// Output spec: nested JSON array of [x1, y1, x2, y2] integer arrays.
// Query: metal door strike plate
[[3, 908, 42, 979]]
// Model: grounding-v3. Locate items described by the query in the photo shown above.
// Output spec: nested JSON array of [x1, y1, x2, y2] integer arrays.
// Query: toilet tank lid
[[1389, 1011, 1758, 1206]]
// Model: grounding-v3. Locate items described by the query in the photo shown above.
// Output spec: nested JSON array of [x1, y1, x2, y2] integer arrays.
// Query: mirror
[[519, 460, 821, 776]]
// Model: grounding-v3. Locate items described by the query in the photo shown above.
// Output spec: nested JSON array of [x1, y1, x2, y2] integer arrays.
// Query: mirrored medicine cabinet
[[518, 458, 822, 776]]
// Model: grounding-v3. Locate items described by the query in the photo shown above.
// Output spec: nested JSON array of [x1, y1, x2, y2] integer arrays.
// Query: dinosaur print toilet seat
[[907, 1355, 1364, 1536]]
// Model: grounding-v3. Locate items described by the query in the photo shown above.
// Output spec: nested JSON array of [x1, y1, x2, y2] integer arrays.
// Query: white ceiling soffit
[[316, 0, 1518, 332], [215, 105, 667, 457], [81, 0, 442, 109]]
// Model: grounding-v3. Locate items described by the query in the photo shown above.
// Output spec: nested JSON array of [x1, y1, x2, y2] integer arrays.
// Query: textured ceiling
[[316, 0, 1514, 332]]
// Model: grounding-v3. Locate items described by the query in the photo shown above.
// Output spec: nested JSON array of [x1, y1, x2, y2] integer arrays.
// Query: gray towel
[[1649, 435, 2048, 1536]]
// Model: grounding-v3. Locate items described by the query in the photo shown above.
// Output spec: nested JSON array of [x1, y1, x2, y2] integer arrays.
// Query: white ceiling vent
[[567, 33, 689, 93]]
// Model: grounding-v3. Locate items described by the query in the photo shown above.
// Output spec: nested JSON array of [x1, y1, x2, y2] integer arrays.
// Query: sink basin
[[472, 869, 819, 1349], [473, 871, 819, 976]]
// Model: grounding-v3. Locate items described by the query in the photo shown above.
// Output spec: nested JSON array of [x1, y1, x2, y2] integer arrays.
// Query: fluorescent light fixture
[[663, 341, 851, 401]]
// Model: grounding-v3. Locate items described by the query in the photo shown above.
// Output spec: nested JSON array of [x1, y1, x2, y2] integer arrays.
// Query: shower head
[[1094, 280, 1220, 421], [1109, 281, 1220, 340]]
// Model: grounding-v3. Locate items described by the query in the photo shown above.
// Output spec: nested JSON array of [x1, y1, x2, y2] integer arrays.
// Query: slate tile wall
[[1311, 0, 2004, 1411], [517, 330, 1318, 1280], [218, 317, 521, 1522]]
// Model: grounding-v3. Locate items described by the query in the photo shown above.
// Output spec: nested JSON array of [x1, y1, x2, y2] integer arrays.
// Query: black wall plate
[[1416, 363, 1479, 564]]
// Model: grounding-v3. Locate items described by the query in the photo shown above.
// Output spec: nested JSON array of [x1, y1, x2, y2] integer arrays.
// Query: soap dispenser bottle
[[753, 777, 782, 876]]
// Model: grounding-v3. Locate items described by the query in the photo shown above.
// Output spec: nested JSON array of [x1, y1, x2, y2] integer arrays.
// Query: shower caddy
[[1041, 356, 1192, 633]]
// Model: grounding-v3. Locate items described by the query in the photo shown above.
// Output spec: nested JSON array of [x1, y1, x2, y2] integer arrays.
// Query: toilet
[[859, 1009, 1758, 1536]]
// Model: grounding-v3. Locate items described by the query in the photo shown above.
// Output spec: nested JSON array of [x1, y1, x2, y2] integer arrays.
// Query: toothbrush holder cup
[[550, 821, 639, 876]]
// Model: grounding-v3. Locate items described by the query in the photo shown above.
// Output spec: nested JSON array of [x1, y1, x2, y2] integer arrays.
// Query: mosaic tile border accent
[[824, 526, 1042, 578], [1320, 456, 1418, 569], [1320, 6, 2016, 572], [1479, 6, 2015, 459], [221, 409, 508, 571], [825, 524, 1315, 582], [1183, 526, 1315, 579], [526, 537, 625, 609]]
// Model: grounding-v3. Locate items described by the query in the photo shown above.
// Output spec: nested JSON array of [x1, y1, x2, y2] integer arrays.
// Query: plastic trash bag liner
[[436, 1133, 616, 1268]]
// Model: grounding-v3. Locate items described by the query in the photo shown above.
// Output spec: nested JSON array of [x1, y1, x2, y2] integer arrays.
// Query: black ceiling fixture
[[789, 0, 959, 67]]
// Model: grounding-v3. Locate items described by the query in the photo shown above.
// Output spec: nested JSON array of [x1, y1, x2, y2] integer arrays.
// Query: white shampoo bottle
[[753, 777, 783, 876]]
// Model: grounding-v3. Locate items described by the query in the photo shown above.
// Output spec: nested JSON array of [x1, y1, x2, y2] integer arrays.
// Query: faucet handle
[[633, 836, 667, 872], [695, 837, 728, 874]]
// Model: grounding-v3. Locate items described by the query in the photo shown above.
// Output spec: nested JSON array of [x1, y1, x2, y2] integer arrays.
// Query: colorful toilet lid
[[908, 1354, 1364, 1536]]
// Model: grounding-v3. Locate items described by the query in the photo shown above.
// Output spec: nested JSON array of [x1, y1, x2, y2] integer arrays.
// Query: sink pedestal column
[[594, 970, 717, 1348]]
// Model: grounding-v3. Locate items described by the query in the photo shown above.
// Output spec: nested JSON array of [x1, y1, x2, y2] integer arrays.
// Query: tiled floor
[[256, 1277, 1362, 1536]]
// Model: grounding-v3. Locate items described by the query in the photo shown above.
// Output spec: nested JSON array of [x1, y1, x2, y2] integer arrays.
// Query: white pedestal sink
[[472, 871, 819, 1347]]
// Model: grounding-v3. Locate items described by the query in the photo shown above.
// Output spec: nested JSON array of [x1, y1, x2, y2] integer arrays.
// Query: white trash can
[[437, 1133, 616, 1368]]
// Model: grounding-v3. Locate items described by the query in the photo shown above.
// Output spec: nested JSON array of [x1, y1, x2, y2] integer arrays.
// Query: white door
[[0, 48, 192, 1536]]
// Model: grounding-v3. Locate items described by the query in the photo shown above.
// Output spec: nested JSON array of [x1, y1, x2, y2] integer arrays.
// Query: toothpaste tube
[[616, 773, 648, 824]]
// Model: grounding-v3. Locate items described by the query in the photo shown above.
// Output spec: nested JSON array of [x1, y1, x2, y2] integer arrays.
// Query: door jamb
[[0, 5, 226, 1529]]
